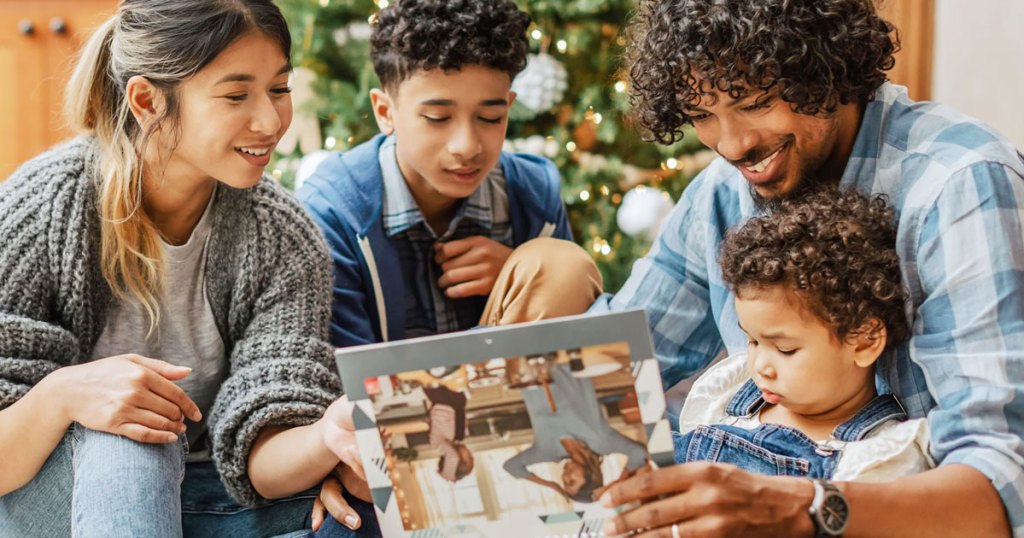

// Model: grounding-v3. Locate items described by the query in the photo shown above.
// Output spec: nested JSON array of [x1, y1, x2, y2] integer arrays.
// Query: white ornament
[[333, 22, 372, 46], [511, 53, 569, 114], [617, 186, 675, 240], [504, 135, 561, 158], [294, 150, 332, 192]]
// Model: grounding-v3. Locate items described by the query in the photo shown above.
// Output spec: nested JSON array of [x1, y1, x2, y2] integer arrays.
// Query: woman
[[0, 1, 371, 536]]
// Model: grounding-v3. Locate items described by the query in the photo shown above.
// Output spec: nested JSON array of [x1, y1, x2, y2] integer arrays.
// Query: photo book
[[334, 309, 673, 538]]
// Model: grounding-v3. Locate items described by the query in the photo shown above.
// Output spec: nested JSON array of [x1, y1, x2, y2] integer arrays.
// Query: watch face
[[822, 493, 849, 532]]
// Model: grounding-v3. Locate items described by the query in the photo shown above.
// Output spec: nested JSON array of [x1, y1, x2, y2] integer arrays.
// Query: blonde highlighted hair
[[63, 0, 290, 329]]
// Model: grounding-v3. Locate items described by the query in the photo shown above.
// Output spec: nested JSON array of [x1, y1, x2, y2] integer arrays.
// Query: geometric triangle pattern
[[352, 401, 377, 430], [639, 390, 651, 407], [539, 510, 584, 524], [370, 485, 392, 512]]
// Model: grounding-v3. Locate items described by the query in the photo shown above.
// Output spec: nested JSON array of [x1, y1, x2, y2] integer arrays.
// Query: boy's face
[[370, 65, 514, 210], [682, 79, 862, 204], [734, 285, 879, 421]]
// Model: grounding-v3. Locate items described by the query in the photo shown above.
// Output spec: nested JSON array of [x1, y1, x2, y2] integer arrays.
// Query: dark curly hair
[[719, 189, 909, 349], [626, 0, 899, 144], [370, 0, 530, 92]]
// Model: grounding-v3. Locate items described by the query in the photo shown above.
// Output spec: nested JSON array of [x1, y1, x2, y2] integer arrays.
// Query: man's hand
[[599, 462, 814, 537], [435, 236, 513, 299]]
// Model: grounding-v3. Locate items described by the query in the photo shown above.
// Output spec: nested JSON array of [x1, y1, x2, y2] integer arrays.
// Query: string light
[[614, 80, 626, 93], [319, 0, 329, 6], [325, 136, 337, 149], [666, 157, 679, 169], [377, 0, 389, 7], [579, 190, 590, 201], [531, 29, 543, 40], [566, 141, 577, 152], [271, 169, 283, 181], [556, 39, 568, 53], [592, 112, 603, 124], [599, 185, 610, 196]]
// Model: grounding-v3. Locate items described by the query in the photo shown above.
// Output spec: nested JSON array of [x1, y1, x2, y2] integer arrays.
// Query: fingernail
[[599, 492, 612, 507], [344, 514, 360, 529]]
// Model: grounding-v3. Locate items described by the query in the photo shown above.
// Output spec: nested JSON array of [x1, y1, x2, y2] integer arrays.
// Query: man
[[595, 0, 1024, 536]]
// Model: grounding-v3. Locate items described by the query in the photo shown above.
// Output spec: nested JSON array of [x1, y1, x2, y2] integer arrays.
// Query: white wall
[[932, 0, 1024, 148]]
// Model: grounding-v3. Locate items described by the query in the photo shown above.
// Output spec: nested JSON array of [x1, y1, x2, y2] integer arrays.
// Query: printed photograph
[[365, 342, 652, 531]]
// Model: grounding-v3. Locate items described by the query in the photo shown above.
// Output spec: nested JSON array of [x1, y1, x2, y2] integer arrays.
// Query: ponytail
[[65, 12, 164, 331]]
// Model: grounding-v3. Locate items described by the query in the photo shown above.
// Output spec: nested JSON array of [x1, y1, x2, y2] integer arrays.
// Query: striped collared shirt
[[379, 136, 512, 337]]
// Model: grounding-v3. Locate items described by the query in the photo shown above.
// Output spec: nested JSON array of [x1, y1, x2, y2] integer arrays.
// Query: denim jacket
[[674, 353, 933, 480]]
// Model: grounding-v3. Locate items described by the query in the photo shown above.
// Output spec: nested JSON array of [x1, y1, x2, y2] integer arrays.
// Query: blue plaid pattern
[[379, 136, 512, 338], [593, 83, 1024, 533]]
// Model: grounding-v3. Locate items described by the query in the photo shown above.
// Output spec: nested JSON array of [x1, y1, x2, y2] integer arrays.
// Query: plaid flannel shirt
[[593, 82, 1024, 532]]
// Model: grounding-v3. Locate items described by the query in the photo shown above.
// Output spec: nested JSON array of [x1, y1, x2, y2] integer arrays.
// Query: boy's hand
[[435, 236, 513, 299]]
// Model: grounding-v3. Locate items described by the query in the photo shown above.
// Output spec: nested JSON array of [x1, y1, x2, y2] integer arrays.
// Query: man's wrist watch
[[808, 479, 849, 537]]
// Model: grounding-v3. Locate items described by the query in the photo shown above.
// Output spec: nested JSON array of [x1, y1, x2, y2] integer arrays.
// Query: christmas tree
[[273, 0, 714, 292]]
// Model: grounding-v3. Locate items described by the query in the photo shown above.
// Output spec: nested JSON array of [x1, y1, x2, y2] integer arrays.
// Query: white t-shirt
[[90, 192, 227, 462]]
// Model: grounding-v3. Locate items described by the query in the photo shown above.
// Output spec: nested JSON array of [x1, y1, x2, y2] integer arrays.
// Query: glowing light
[[592, 112, 603, 124], [271, 169, 283, 180], [531, 29, 543, 40], [599, 185, 610, 196], [556, 39, 568, 53], [319, 0, 329, 6], [377, 0, 389, 7], [579, 190, 591, 201], [666, 158, 679, 169], [566, 141, 577, 152], [325, 136, 337, 149], [600, 243, 612, 256], [614, 81, 626, 93]]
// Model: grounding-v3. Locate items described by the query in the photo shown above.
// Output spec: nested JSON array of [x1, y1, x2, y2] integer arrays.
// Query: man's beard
[[749, 172, 832, 213]]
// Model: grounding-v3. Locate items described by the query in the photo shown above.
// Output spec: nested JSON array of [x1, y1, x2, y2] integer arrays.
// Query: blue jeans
[[0, 425, 376, 537], [674, 378, 908, 479]]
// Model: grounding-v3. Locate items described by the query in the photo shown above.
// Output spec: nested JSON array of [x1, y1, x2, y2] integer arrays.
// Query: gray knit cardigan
[[0, 137, 342, 506]]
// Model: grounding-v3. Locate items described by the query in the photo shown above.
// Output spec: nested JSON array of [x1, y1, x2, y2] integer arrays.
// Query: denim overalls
[[673, 379, 909, 478]]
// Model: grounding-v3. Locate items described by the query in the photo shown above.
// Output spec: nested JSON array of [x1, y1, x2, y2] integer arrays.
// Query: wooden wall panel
[[877, 0, 935, 102]]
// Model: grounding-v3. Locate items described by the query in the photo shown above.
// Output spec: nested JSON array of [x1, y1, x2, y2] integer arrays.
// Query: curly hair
[[370, 0, 530, 92], [626, 0, 899, 144], [719, 189, 909, 349]]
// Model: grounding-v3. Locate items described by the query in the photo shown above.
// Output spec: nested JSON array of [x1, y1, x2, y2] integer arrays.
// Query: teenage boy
[[299, 0, 598, 350], [298, 0, 601, 532], [596, 0, 1024, 536]]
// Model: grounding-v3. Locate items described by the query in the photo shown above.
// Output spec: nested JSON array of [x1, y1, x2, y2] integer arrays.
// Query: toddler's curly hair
[[370, 0, 530, 92], [720, 189, 909, 348], [626, 0, 898, 144]]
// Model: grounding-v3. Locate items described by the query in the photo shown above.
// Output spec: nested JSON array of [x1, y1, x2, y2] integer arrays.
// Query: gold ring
[[671, 522, 681, 538]]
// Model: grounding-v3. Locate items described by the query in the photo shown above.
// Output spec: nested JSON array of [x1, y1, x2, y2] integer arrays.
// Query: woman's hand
[[311, 396, 370, 531], [57, 354, 201, 443]]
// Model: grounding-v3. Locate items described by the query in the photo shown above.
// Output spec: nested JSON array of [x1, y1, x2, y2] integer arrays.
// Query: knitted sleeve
[[0, 143, 90, 410], [206, 179, 342, 506]]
